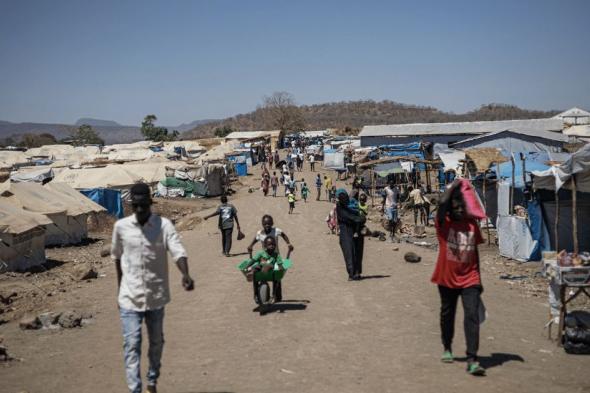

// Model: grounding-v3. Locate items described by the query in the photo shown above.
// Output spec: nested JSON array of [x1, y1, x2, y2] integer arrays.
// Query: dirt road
[[1, 164, 589, 393]]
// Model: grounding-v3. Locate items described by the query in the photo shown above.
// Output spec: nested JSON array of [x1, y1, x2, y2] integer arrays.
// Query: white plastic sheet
[[497, 215, 536, 262]]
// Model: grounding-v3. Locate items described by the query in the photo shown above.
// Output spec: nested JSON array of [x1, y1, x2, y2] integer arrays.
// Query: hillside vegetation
[[184, 101, 560, 138]]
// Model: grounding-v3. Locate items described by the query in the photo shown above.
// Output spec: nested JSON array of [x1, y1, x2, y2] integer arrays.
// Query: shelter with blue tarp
[[80, 188, 124, 218]]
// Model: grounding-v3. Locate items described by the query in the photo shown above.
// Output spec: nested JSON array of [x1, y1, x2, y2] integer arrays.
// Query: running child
[[287, 189, 296, 214], [247, 214, 294, 258]]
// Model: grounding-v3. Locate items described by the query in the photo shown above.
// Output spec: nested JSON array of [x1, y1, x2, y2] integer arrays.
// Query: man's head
[[359, 193, 367, 204], [262, 215, 274, 232], [221, 195, 228, 204], [388, 180, 395, 189], [130, 183, 152, 225], [324, 175, 327, 179], [264, 236, 277, 255]]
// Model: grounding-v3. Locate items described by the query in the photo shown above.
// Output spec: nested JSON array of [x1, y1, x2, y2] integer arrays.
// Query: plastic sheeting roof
[[532, 144, 590, 193], [6, 182, 96, 216], [359, 118, 563, 137]]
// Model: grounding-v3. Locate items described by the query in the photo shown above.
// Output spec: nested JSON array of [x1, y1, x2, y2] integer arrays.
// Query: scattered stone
[[404, 252, 422, 263], [38, 312, 60, 329], [392, 247, 399, 251], [100, 244, 111, 258], [57, 310, 92, 329], [78, 268, 98, 281], [19, 315, 41, 330]]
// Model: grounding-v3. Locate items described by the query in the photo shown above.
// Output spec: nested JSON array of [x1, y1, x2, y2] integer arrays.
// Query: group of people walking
[[110, 151, 488, 392]]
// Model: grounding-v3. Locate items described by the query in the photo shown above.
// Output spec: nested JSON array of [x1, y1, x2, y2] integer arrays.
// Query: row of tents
[[0, 182, 105, 272]]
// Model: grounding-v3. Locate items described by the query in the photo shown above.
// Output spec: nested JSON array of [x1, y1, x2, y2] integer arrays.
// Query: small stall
[[532, 145, 590, 350]]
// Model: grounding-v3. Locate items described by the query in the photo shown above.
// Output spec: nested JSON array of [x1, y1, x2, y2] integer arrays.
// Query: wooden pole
[[510, 155, 515, 214], [371, 168, 376, 207], [555, 188, 559, 252], [521, 153, 527, 191], [572, 174, 578, 254], [483, 170, 491, 245]]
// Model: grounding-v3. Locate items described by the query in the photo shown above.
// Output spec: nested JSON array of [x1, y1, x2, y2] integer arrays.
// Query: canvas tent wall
[[10, 167, 55, 183], [0, 202, 46, 272], [3, 182, 94, 246]]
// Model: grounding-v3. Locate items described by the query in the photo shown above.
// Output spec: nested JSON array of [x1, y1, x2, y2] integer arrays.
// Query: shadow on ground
[[455, 352, 525, 369], [359, 275, 391, 280], [252, 299, 310, 314]]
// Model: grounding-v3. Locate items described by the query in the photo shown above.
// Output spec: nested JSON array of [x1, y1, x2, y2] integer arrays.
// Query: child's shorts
[[289, 202, 295, 208]]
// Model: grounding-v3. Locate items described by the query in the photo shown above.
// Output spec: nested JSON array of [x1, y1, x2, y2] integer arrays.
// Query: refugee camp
[[1, 2, 589, 393]]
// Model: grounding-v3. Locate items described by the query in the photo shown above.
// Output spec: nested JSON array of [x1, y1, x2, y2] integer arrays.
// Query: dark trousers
[[338, 225, 364, 278], [221, 228, 233, 255], [438, 285, 481, 361]]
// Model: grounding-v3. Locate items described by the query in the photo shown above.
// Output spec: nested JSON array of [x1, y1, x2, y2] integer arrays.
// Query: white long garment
[[111, 214, 188, 311]]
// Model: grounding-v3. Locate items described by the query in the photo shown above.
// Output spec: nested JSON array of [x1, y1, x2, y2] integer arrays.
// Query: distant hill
[[173, 119, 220, 133], [75, 118, 122, 127], [0, 121, 142, 145], [183, 101, 561, 138]]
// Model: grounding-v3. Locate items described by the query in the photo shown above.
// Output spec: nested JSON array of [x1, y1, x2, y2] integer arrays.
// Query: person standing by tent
[[315, 174, 322, 201], [382, 181, 401, 241], [309, 154, 316, 172], [204, 195, 242, 257], [408, 185, 428, 226], [111, 183, 194, 393], [335, 189, 366, 281], [431, 179, 486, 376], [274, 150, 280, 167]]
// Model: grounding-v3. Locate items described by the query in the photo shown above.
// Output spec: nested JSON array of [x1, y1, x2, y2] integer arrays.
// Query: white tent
[[532, 144, 590, 193], [53, 165, 142, 189], [3, 182, 93, 246], [0, 202, 46, 272]]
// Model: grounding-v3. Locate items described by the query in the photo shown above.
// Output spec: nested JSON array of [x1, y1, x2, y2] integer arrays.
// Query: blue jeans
[[385, 207, 398, 222], [119, 307, 165, 393]]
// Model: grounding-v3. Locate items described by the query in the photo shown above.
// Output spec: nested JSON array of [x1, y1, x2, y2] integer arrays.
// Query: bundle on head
[[436, 179, 486, 226]]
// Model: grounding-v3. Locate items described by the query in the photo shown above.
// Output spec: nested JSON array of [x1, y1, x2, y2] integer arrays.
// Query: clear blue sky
[[1, 0, 589, 126]]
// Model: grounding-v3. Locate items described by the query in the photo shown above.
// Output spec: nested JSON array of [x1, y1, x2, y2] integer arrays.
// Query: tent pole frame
[[572, 174, 578, 254]]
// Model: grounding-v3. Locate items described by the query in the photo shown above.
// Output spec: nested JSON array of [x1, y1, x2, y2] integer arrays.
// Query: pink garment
[[454, 179, 486, 220], [326, 205, 338, 231]]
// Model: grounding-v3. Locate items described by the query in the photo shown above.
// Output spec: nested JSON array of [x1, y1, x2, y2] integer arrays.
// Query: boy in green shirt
[[240, 236, 291, 304]]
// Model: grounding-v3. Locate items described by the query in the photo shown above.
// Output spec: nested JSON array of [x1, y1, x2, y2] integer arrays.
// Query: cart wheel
[[258, 282, 270, 315]]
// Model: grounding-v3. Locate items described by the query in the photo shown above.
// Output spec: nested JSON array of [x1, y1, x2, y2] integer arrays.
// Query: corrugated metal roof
[[359, 118, 563, 137], [452, 129, 569, 146], [554, 107, 590, 118], [225, 130, 281, 139]]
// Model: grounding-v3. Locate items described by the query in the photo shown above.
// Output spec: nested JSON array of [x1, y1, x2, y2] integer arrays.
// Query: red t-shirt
[[431, 217, 483, 288]]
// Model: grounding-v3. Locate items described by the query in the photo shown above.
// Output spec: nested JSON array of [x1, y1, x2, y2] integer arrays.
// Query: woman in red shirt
[[431, 179, 486, 376]]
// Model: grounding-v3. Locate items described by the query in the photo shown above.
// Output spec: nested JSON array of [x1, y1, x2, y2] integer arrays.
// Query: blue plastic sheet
[[527, 199, 550, 261], [80, 188, 124, 218], [235, 162, 248, 176]]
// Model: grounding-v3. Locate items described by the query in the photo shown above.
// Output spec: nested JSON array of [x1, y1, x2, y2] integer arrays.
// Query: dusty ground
[[1, 161, 589, 393]]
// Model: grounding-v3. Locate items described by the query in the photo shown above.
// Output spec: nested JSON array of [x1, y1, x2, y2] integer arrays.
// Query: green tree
[[213, 125, 235, 138], [19, 133, 58, 148], [69, 124, 105, 146], [141, 114, 178, 141]]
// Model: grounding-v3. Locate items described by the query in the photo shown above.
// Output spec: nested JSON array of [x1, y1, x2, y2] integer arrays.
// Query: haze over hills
[[183, 101, 561, 138], [0, 101, 562, 145], [75, 118, 122, 127]]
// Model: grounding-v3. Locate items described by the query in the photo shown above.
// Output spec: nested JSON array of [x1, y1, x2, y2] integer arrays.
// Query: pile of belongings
[[563, 311, 590, 354], [156, 167, 208, 198]]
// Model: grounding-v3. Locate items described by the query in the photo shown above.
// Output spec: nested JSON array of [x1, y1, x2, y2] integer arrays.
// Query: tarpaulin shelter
[[531, 144, 590, 253], [80, 188, 124, 218], [10, 167, 55, 183], [0, 202, 47, 272], [452, 129, 568, 153]]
